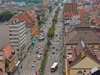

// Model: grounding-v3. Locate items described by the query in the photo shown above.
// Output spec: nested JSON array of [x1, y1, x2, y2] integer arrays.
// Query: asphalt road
[[44, 5, 64, 75], [14, 6, 58, 75]]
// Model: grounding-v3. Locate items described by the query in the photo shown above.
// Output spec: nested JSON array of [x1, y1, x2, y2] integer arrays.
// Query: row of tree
[[0, 11, 13, 22], [52, 6, 60, 23]]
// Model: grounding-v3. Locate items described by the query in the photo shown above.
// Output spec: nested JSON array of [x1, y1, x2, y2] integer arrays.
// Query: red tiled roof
[[64, 12, 78, 18], [92, 17, 99, 23], [3, 45, 15, 61], [11, 13, 33, 27], [24, 11, 37, 22], [80, 9, 87, 14]]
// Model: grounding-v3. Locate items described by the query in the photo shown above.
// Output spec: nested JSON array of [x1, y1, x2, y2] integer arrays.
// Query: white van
[[38, 55, 41, 60]]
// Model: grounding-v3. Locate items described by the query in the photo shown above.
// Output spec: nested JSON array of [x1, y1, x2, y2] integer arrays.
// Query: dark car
[[56, 49, 58, 51], [52, 47, 55, 49], [36, 50, 39, 54], [52, 51, 55, 54]]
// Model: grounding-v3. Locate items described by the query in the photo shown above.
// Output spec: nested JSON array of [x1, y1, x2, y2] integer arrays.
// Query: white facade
[[25, 26, 32, 44], [8, 19, 26, 51]]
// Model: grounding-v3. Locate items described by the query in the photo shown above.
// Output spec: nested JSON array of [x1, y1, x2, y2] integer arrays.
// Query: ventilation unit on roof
[[81, 41, 85, 48]]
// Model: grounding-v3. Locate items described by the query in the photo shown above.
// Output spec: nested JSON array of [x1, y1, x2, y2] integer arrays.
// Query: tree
[[37, 15, 40, 21], [5, 59, 9, 69], [49, 6, 52, 13], [0, 11, 13, 22]]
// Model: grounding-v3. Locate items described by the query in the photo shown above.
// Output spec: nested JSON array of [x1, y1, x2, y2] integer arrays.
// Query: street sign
[[31, 39, 35, 43]]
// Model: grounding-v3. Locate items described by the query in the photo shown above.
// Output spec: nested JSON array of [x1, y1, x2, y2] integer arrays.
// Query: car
[[31, 63, 34, 67], [56, 49, 58, 51], [52, 51, 55, 54], [38, 47, 41, 49], [40, 52, 43, 55], [38, 55, 41, 60], [52, 47, 55, 49], [41, 48, 43, 51], [57, 40, 59, 42], [36, 50, 39, 54], [33, 59, 36, 62]]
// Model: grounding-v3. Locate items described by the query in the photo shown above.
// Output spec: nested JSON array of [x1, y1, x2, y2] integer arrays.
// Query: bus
[[51, 62, 58, 72]]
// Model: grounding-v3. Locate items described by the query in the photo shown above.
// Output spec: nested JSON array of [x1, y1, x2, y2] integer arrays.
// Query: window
[[92, 46, 94, 48], [71, 46, 73, 49], [98, 46, 100, 48]]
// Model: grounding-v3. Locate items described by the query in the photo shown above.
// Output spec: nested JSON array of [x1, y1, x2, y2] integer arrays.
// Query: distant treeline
[[0, 11, 13, 22], [1, 0, 42, 4]]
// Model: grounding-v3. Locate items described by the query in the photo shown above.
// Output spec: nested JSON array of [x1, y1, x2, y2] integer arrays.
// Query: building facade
[[8, 19, 26, 51]]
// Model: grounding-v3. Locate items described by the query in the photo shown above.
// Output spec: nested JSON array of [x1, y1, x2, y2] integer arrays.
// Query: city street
[[14, 6, 58, 75], [44, 5, 64, 75]]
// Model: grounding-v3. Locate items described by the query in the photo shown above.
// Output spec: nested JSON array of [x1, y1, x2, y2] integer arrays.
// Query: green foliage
[[52, 14, 57, 22], [5, 59, 9, 69], [55, 2, 59, 6], [47, 27, 55, 38], [1, 0, 42, 4], [40, 50, 47, 73], [38, 20, 42, 25], [38, 25, 43, 30], [49, 6, 52, 13], [37, 15, 40, 21], [61, 3, 64, 6], [0, 11, 13, 22], [47, 40, 51, 48]]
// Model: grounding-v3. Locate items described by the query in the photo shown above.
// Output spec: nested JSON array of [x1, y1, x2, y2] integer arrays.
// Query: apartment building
[[8, 19, 26, 51]]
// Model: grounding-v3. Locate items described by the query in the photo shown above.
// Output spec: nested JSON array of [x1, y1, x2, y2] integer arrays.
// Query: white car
[[31, 63, 34, 67], [41, 48, 43, 51]]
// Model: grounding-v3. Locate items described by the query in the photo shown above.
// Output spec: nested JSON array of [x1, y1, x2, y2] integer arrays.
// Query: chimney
[[81, 51, 85, 59]]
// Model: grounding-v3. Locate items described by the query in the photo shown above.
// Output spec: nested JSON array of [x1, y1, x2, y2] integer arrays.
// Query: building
[[0, 51, 6, 75], [90, 66, 100, 75], [43, 1, 49, 6], [63, 12, 80, 25], [3, 45, 18, 74], [8, 19, 26, 51], [66, 41, 100, 75], [11, 11, 38, 38], [64, 3, 77, 13], [65, 22, 100, 51], [0, 23, 9, 49]]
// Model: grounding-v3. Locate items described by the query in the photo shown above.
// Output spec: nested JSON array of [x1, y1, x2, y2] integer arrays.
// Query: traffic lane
[[45, 54, 60, 75], [29, 55, 41, 75]]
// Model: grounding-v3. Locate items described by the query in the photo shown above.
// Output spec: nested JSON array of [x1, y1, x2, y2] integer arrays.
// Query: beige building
[[66, 41, 100, 75], [3, 45, 18, 74]]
